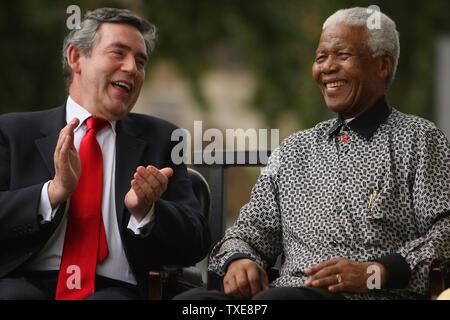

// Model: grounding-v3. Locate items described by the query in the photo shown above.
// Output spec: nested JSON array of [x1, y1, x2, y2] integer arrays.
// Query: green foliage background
[[1, 0, 449, 129]]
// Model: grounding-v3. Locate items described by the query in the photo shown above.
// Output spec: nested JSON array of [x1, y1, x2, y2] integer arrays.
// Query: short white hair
[[323, 7, 400, 84]]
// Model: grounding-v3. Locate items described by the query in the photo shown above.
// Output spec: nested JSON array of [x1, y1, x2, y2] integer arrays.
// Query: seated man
[[0, 8, 210, 300], [176, 7, 450, 300]]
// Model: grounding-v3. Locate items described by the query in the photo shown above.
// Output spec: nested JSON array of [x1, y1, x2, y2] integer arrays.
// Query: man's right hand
[[223, 258, 269, 299], [48, 118, 81, 208]]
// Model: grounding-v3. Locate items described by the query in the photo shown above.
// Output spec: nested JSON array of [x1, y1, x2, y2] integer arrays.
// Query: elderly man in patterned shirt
[[177, 7, 450, 300]]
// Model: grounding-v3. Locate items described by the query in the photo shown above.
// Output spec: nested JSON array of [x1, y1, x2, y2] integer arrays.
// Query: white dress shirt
[[26, 97, 155, 284]]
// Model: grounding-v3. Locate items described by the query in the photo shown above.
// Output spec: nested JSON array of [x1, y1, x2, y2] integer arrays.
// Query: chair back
[[187, 168, 211, 221]]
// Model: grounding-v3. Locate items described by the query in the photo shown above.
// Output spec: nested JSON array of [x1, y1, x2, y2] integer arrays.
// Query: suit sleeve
[[0, 127, 52, 244], [124, 138, 211, 268]]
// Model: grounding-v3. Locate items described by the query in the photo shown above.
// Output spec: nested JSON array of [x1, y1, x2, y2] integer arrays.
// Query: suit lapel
[[35, 106, 67, 177], [115, 117, 147, 233]]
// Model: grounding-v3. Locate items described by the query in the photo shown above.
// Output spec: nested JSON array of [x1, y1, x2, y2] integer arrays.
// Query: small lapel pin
[[340, 134, 350, 143]]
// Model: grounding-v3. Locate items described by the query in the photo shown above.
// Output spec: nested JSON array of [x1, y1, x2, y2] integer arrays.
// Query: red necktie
[[55, 117, 109, 300]]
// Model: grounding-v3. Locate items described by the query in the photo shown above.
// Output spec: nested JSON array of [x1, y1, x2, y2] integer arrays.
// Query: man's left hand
[[304, 257, 386, 293], [124, 165, 174, 221]]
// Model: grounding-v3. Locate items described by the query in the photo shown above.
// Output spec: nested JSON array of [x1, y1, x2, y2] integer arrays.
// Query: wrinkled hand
[[48, 118, 81, 208], [124, 165, 173, 221], [304, 257, 386, 293], [223, 258, 269, 299]]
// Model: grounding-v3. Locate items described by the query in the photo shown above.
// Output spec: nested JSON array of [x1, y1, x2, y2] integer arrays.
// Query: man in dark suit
[[0, 8, 210, 300]]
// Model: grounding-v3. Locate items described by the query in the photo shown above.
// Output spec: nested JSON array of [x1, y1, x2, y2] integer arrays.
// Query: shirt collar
[[326, 96, 392, 140], [66, 96, 116, 134]]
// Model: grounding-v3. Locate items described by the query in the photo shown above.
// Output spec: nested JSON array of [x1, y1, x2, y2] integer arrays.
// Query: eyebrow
[[316, 47, 356, 54], [106, 42, 148, 62]]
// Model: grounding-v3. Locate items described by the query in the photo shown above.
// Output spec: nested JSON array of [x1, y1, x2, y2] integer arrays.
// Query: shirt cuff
[[127, 203, 155, 236], [39, 181, 60, 223], [375, 253, 411, 289]]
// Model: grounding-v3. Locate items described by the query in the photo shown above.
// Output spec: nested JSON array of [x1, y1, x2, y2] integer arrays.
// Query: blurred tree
[[1, 0, 449, 129], [142, 0, 450, 127], [0, 0, 134, 113]]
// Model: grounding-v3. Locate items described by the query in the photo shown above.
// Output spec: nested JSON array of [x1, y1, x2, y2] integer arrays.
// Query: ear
[[377, 54, 394, 81], [66, 44, 82, 75]]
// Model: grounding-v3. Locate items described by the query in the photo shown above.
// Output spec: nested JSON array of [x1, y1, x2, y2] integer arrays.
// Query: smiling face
[[68, 22, 148, 120], [312, 24, 389, 118]]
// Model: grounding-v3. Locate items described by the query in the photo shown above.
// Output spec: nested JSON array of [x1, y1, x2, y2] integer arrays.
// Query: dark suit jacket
[[0, 105, 211, 297]]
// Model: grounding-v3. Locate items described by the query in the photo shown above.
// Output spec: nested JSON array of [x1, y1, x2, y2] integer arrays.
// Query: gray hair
[[323, 7, 400, 84], [62, 7, 157, 89]]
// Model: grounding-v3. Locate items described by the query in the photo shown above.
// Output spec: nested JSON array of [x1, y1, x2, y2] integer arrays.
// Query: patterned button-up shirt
[[209, 97, 450, 299]]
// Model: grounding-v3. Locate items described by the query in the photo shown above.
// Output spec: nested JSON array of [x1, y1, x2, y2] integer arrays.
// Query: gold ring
[[336, 274, 342, 284]]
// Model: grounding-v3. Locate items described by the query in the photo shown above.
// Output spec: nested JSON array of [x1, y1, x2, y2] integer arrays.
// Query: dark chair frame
[[148, 167, 211, 299]]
